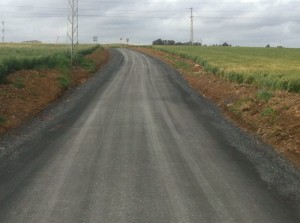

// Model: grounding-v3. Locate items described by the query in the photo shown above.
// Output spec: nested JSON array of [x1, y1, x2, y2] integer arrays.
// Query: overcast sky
[[0, 0, 299, 47]]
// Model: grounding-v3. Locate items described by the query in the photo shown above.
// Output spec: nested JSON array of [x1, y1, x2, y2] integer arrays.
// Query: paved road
[[0, 49, 299, 222]]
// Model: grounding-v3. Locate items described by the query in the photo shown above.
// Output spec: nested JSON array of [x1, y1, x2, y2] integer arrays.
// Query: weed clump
[[256, 90, 273, 102], [58, 72, 71, 88], [261, 107, 276, 116], [13, 78, 25, 89], [0, 115, 6, 125]]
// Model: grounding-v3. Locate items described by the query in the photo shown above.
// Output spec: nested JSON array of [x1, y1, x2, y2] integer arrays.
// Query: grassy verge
[[0, 115, 6, 125], [0, 45, 109, 135], [148, 46, 300, 93], [0, 44, 101, 84]]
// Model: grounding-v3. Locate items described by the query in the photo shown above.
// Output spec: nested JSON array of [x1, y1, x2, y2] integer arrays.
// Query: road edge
[[133, 48, 300, 216]]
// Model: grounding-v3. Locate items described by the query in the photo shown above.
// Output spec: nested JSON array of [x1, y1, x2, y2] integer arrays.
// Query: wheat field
[[153, 46, 300, 93]]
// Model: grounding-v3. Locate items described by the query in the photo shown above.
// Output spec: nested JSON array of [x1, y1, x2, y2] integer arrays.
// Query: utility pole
[[1, 21, 4, 43], [190, 7, 194, 45], [67, 0, 79, 65]]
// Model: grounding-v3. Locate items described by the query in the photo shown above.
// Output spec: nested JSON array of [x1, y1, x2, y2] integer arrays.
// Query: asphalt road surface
[[0, 49, 299, 223]]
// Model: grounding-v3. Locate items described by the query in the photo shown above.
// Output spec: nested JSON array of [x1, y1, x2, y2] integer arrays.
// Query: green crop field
[[0, 43, 96, 61], [0, 43, 99, 83], [152, 46, 300, 93], [0, 43, 66, 62]]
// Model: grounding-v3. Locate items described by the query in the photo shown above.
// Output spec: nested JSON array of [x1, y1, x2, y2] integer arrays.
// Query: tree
[[152, 39, 176, 45], [152, 39, 200, 46], [152, 39, 163, 45], [168, 40, 175, 45], [266, 44, 271, 48]]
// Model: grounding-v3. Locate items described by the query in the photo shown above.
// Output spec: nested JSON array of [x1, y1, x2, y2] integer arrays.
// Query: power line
[[1, 1, 300, 10], [1, 7, 299, 21], [1, 6, 299, 13], [2, 13, 300, 21], [1, 4, 299, 15], [0, 7, 299, 20]]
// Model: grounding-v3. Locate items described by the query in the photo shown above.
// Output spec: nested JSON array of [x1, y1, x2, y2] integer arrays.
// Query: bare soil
[[136, 47, 300, 167], [0, 49, 109, 135]]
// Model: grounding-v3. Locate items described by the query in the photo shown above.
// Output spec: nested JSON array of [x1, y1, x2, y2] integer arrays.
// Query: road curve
[[0, 48, 299, 223]]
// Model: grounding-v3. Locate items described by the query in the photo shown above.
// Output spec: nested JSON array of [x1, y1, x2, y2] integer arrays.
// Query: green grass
[[261, 107, 276, 116], [256, 90, 273, 102], [0, 43, 100, 84], [58, 70, 71, 88], [79, 57, 97, 73], [0, 43, 97, 62], [0, 115, 6, 125], [13, 77, 25, 89], [151, 46, 300, 93]]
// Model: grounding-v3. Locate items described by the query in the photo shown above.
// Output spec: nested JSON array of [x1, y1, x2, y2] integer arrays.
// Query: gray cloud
[[0, 0, 299, 47]]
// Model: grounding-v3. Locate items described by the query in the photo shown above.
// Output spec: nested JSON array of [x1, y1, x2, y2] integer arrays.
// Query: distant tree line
[[152, 39, 202, 46], [152, 39, 234, 47], [210, 42, 232, 47], [152, 39, 285, 48]]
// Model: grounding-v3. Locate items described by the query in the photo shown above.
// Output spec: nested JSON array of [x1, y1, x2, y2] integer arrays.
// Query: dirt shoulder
[[135, 47, 300, 167], [0, 49, 109, 135]]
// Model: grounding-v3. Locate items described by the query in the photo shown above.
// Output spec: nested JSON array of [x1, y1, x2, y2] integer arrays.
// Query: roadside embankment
[[0, 46, 109, 135]]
